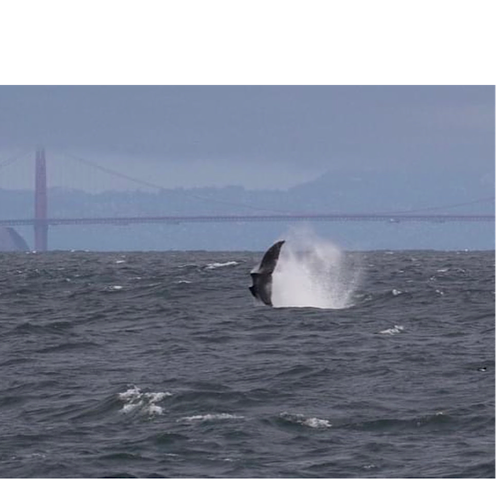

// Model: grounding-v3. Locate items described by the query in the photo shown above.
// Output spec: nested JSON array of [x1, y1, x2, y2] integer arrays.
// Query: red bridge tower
[[34, 147, 48, 251]]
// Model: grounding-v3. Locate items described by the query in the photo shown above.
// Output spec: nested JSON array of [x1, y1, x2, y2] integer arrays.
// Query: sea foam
[[206, 261, 239, 270], [118, 385, 172, 416], [177, 413, 245, 423]]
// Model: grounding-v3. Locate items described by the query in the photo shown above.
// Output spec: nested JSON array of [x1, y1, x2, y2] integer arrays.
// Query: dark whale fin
[[258, 240, 285, 274], [249, 240, 285, 306]]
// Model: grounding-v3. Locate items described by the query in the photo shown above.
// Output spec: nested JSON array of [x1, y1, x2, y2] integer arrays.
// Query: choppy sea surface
[[0, 244, 495, 478]]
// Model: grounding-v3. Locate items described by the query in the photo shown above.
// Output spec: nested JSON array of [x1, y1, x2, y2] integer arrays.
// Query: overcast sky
[[0, 85, 495, 191]]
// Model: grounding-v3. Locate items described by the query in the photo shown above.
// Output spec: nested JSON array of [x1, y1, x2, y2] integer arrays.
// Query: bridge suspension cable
[[0, 149, 32, 173], [59, 152, 497, 218], [60, 152, 294, 214], [3, 149, 494, 220], [388, 196, 495, 215], [62, 152, 168, 191], [0, 147, 494, 253]]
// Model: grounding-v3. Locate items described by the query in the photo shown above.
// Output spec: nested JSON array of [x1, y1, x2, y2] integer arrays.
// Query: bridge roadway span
[[0, 213, 494, 226]]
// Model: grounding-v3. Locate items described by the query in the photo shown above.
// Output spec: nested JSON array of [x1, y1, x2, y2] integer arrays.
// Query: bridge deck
[[0, 213, 494, 226]]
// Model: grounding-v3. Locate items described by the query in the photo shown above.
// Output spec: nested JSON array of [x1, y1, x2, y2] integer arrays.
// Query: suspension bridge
[[0, 147, 495, 251]]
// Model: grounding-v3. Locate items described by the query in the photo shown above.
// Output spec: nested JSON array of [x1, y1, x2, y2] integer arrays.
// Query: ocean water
[[0, 242, 495, 478]]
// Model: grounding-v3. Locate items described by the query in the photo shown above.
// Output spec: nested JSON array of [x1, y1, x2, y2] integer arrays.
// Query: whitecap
[[118, 386, 142, 400], [205, 261, 238, 270], [279, 412, 331, 429], [118, 385, 172, 416], [303, 417, 332, 429], [177, 413, 244, 423], [147, 404, 164, 416], [377, 324, 405, 335], [121, 402, 143, 414], [147, 392, 170, 403]]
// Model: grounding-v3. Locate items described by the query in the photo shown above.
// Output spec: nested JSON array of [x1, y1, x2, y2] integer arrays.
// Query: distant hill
[[288, 168, 494, 213]]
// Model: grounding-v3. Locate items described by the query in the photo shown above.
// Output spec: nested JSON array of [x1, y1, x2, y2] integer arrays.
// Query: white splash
[[271, 227, 361, 309], [118, 385, 172, 416]]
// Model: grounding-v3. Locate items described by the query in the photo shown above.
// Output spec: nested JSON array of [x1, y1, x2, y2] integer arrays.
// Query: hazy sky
[[0, 85, 495, 191]]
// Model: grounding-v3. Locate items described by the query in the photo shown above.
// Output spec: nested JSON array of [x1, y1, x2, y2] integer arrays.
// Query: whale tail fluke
[[249, 240, 285, 306]]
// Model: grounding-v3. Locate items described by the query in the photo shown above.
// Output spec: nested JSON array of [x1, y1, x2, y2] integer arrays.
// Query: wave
[[118, 385, 172, 417], [278, 412, 332, 429], [177, 413, 245, 423], [205, 261, 239, 270], [376, 324, 405, 335]]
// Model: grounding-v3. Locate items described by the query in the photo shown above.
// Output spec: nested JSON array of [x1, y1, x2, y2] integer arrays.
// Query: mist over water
[[272, 228, 361, 309]]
